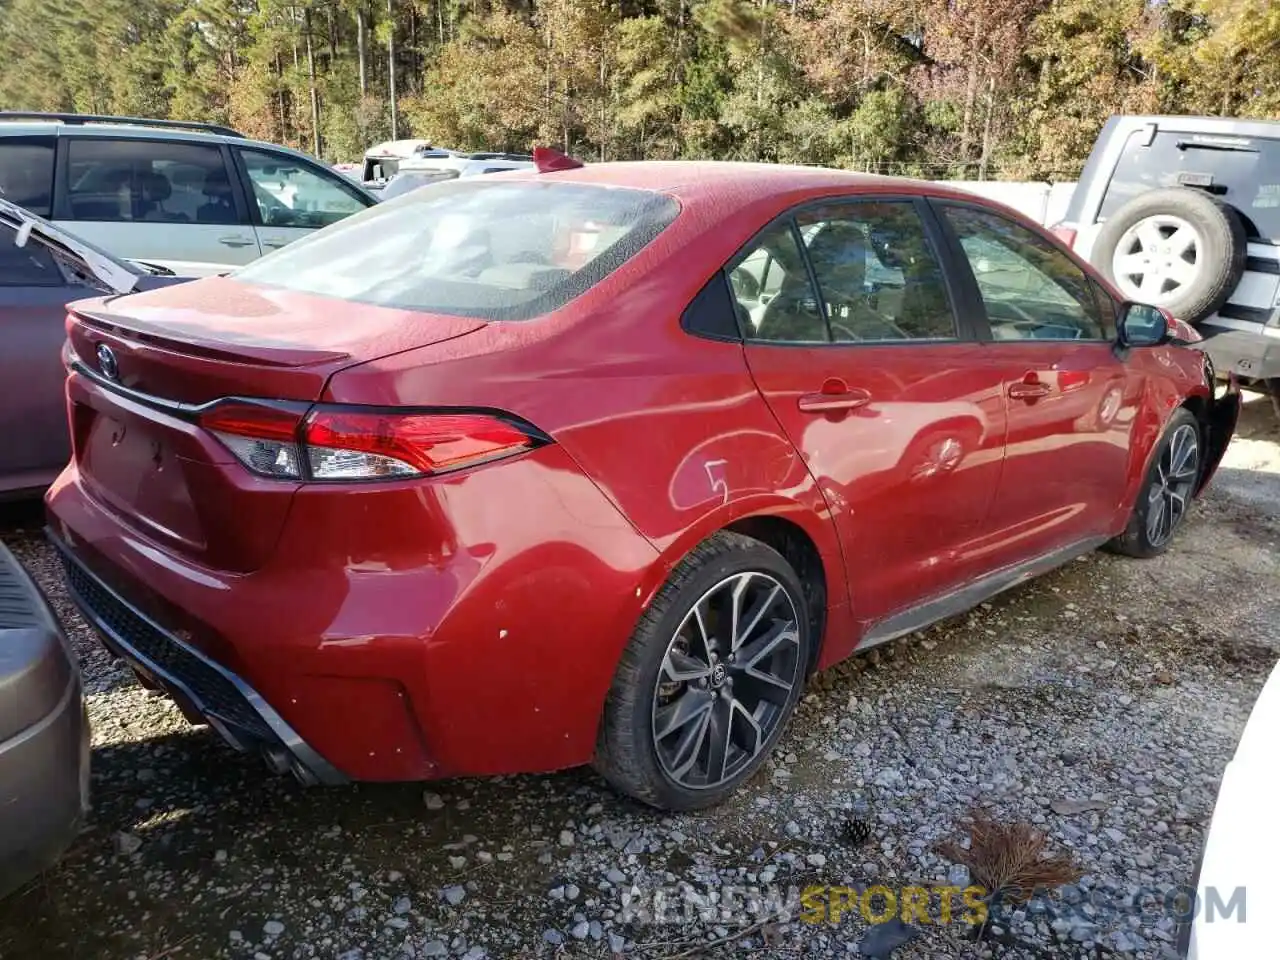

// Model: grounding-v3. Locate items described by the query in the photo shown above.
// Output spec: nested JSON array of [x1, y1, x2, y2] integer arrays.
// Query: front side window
[[240, 148, 370, 229], [66, 138, 239, 224], [797, 201, 956, 342], [944, 205, 1107, 341], [0, 137, 56, 217], [234, 180, 680, 321], [1101, 130, 1280, 241]]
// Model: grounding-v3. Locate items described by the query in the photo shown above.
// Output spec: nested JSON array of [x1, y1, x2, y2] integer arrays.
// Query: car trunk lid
[[65, 277, 487, 571], [68, 277, 486, 404]]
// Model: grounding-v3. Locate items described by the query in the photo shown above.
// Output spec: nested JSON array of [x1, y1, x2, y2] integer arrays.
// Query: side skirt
[[855, 536, 1110, 651]]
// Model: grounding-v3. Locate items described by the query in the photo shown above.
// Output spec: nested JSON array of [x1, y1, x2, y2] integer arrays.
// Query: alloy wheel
[[1111, 215, 1203, 306], [651, 572, 801, 790], [1146, 423, 1200, 547]]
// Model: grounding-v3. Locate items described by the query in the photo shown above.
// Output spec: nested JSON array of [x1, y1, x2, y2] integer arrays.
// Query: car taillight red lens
[[305, 411, 537, 479], [200, 401, 306, 479], [198, 402, 539, 481]]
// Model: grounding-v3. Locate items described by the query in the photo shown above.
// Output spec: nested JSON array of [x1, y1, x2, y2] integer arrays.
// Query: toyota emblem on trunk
[[96, 343, 119, 381]]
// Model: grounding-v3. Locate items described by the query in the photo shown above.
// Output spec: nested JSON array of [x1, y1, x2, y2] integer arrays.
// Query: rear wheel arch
[[595, 526, 816, 809], [609, 508, 836, 745], [724, 515, 828, 676]]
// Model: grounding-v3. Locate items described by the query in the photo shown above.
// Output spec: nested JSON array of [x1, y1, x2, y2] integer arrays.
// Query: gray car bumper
[[0, 542, 89, 900]]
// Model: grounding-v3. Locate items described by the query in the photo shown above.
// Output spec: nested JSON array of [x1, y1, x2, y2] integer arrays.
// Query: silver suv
[[0, 112, 377, 276], [1054, 115, 1280, 410]]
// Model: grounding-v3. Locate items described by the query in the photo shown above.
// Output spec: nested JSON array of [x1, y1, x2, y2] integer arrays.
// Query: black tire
[[1093, 187, 1246, 323], [594, 531, 811, 811], [1108, 408, 1203, 558]]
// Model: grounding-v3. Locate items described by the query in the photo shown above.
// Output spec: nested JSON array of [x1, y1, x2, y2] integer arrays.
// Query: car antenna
[[533, 146, 584, 173]]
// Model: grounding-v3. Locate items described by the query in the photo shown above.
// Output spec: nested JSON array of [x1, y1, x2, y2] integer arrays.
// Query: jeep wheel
[[1094, 187, 1246, 323]]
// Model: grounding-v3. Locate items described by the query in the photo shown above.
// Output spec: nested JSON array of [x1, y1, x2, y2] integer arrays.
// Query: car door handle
[[798, 388, 872, 412], [261, 237, 289, 249], [218, 235, 255, 248], [1008, 381, 1052, 401]]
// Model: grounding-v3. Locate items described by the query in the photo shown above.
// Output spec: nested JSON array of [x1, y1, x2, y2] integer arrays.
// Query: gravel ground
[[1, 396, 1277, 960]]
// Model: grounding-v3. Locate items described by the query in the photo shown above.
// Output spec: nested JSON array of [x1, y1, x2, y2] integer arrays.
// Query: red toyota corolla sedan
[[45, 158, 1238, 810]]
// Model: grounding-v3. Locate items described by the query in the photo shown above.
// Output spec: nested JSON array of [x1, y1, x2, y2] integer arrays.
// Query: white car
[[397, 151, 535, 178], [360, 138, 435, 184], [0, 112, 379, 276], [374, 152, 536, 201], [1185, 658, 1280, 957]]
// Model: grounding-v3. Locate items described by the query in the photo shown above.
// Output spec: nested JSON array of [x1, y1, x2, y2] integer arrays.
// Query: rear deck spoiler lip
[[70, 304, 353, 369]]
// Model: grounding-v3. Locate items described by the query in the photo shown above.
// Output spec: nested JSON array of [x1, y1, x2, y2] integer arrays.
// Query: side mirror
[[1117, 302, 1169, 348]]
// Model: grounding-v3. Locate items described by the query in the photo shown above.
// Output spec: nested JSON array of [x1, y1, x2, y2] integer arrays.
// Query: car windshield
[[1101, 131, 1280, 241], [234, 180, 680, 320]]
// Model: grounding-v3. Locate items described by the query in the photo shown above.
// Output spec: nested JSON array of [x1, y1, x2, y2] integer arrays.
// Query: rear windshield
[[1101, 131, 1280, 241], [235, 180, 679, 320]]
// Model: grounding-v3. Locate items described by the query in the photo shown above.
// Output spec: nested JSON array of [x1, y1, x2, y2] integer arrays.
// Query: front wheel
[[595, 532, 811, 811], [1109, 408, 1202, 558]]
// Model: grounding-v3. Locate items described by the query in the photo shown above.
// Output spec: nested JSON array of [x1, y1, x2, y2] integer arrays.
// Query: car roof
[[1104, 114, 1280, 140], [502, 160, 980, 205]]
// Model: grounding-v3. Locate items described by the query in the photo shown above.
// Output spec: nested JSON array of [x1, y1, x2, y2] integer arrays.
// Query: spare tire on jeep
[[1093, 187, 1246, 323]]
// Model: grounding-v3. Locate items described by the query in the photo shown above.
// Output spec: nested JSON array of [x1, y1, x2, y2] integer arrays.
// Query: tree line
[[1, 0, 1277, 180]]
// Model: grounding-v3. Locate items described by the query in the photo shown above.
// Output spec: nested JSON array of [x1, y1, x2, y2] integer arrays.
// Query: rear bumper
[[44, 440, 662, 782], [1199, 326, 1280, 381], [0, 543, 89, 900], [50, 532, 345, 786]]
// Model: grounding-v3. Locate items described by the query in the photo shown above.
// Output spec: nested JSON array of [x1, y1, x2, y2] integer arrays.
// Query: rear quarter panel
[[323, 179, 857, 593]]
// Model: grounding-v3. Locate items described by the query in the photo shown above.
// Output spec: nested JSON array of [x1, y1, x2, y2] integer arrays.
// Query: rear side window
[[235, 180, 680, 321], [1101, 131, 1280, 241], [727, 201, 956, 344], [0, 224, 63, 286], [0, 137, 56, 217], [797, 201, 956, 341], [66, 138, 240, 224]]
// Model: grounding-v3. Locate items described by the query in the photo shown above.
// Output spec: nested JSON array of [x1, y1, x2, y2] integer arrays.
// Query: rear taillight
[[197, 401, 542, 482], [1049, 223, 1078, 248], [305, 410, 537, 479], [201, 400, 306, 479]]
